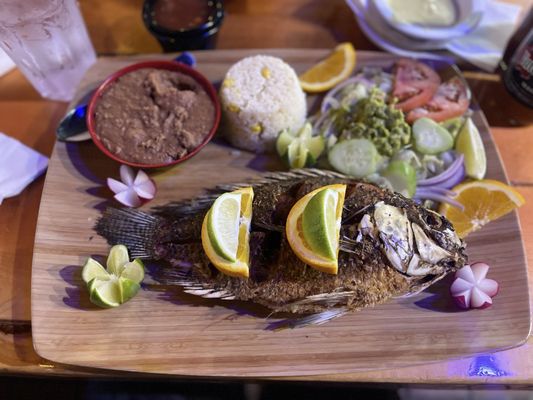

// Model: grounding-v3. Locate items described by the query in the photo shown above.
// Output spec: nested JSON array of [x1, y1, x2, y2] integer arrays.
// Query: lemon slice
[[455, 117, 486, 180], [439, 179, 525, 238], [286, 184, 346, 274], [299, 43, 356, 93], [202, 187, 254, 278]]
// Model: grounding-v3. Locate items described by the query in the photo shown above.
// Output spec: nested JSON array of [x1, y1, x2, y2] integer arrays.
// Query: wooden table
[[1, 0, 532, 384]]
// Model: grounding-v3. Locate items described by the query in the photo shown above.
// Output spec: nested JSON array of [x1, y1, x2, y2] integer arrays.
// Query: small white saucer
[[373, 0, 486, 41]]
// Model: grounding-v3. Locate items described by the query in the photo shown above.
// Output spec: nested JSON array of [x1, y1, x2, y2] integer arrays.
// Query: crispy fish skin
[[96, 169, 467, 315]]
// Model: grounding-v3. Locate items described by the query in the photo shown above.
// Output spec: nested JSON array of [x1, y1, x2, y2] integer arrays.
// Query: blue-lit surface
[[468, 355, 510, 377], [74, 105, 87, 119], [174, 52, 196, 67]]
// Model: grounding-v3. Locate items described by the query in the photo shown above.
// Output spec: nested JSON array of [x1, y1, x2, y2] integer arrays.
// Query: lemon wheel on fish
[[286, 184, 346, 275], [201, 187, 254, 278]]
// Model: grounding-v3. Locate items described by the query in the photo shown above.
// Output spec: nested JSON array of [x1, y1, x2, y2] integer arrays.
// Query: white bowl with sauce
[[373, 0, 486, 41]]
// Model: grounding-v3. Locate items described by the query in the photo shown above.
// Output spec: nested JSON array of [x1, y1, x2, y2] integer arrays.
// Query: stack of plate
[[345, 0, 486, 61]]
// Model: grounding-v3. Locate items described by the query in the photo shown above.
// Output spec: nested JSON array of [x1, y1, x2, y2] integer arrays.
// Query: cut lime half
[[301, 188, 339, 260], [207, 193, 242, 262]]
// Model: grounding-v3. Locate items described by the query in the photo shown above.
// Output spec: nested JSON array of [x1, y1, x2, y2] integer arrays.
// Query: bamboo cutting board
[[31, 50, 531, 377]]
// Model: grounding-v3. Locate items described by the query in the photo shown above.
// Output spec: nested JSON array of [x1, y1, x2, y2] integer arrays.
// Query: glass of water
[[0, 0, 96, 102]]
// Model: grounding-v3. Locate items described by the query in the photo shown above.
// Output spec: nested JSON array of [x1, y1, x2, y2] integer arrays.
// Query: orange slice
[[201, 187, 254, 278], [439, 179, 525, 238], [299, 43, 356, 93], [286, 184, 346, 274]]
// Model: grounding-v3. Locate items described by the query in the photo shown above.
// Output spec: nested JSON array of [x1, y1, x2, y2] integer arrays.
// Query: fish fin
[[95, 208, 161, 259], [183, 287, 235, 300], [151, 168, 351, 217], [288, 291, 355, 307], [152, 196, 217, 217], [267, 308, 348, 330], [153, 269, 237, 300], [394, 272, 448, 298]]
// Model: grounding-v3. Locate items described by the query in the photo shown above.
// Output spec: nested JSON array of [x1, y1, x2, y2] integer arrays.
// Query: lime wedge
[[120, 277, 141, 303], [276, 123, 325, 169], [82, 257, 110, 284], [88, 276, 140, 308], [307, 135, 326, 163], [89, 278, 122, 308], [120, 259, 145, 284], [287, 141, 308, 169], [301, 188, 339, 260], [455, 117, 486, 179], [207, 193, 242, 262], [276, 129, 294, 157], [106, 244, 129, 276]]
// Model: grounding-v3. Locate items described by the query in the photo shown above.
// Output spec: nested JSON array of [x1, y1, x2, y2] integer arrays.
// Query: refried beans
[[94, 68, 215, 164]]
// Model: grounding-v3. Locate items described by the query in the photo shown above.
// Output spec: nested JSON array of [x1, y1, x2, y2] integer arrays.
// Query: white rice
[[219, 55, 307, 153]]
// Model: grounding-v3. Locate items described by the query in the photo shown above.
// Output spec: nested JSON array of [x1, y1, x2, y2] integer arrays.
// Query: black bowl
[[143, 0, 224, 52]]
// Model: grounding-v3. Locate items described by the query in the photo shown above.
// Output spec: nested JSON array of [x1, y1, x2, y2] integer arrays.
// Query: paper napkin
[[446, 0, 522, 72], [0, 132, 49, 204], [0, 47, 15, 77]]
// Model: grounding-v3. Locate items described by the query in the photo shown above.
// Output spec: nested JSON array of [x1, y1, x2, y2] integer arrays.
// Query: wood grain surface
[[30, 50, 530, 377]]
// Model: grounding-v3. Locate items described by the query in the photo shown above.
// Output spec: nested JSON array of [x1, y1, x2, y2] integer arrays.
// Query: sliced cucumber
[[382, 160, 417, 198], [413, 117, 454, 155], [328, 138, 378, 178], [276, 122, 325, 169]]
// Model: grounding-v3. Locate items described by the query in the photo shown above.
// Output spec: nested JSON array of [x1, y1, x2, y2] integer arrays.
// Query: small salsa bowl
[[86, 60, 221, 169]]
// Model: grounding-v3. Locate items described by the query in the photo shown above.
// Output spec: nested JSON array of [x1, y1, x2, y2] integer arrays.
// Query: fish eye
[[423, 210, 442, 228]]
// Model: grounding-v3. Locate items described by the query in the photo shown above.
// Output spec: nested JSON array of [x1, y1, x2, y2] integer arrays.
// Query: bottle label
[[506, 38, 533, 106], [517, 45, 533, 80]]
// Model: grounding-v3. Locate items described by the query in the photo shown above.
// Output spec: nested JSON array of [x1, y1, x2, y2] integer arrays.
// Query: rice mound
[[219, 55, 307, 153]]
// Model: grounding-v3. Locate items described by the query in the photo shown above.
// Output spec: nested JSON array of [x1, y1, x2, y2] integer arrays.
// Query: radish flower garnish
[[451, 262, 499, 309], [107, 165, 156, 207]]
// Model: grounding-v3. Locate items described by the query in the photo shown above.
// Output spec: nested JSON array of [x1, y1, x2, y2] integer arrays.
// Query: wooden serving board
[[31, 50, 531, 377]]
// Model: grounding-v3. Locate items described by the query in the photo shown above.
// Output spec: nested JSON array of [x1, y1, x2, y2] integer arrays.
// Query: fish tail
[[95, 208, 162, 259]]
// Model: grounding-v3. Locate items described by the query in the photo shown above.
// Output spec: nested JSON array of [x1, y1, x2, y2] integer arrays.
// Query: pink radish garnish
[[450, 262, 499, 309], [107, 165, 156, 207]]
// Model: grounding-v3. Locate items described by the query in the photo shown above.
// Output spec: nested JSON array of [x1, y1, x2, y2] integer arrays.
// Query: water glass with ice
[[0, 0, 96, 101]]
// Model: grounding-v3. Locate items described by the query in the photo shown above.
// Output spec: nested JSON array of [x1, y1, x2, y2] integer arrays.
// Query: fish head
[[357, 201, 466, 279]]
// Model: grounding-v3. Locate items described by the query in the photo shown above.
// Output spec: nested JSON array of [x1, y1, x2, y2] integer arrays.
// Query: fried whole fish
[[96, 169, 467, 325]]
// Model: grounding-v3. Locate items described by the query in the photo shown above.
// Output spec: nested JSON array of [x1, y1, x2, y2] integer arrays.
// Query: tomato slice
[[406, 77, 470, 124], [392, 59, 441, 113]]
